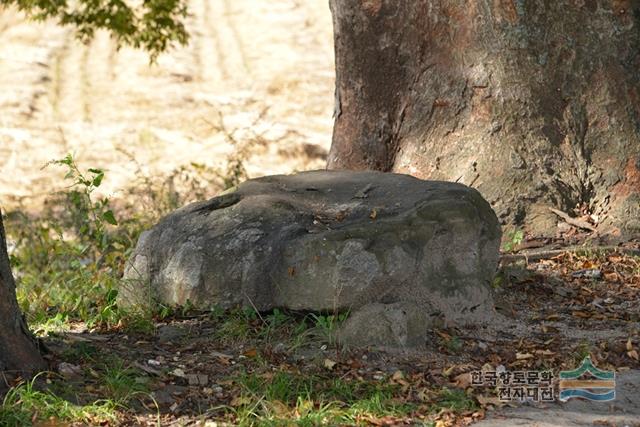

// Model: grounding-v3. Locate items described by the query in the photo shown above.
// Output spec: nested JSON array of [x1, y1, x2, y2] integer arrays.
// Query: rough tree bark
[[328, 0, 640, 237], [0, 211, 45, 381]]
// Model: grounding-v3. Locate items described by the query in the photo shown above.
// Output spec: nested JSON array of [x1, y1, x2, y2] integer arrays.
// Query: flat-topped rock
[[120, 170, 501, 347]]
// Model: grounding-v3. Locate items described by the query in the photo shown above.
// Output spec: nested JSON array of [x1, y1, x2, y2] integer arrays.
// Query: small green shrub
[[8, 154, 129, 328], [309, 312, 349, 346], [502, 229, 524, 253]]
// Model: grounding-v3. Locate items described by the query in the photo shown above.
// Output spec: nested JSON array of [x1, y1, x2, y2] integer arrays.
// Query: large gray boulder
[[120, 170, 501, 346]]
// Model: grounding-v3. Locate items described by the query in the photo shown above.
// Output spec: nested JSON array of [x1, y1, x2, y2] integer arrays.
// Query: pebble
[[58, 362, 82, 378], [273, 343, 287, 354], [572, 269, 602, 279], [186, 373, 209, 386]]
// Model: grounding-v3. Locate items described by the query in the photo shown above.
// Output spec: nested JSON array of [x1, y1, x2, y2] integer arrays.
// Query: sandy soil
[[0, 0, 334, 208]]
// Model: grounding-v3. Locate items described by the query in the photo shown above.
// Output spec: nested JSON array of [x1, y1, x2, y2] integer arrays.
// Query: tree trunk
[[328, 0, 640, 237], [0, 212, 45, 382]]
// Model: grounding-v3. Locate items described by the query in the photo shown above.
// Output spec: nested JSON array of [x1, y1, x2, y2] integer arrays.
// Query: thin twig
[[549, 207, 597, 232], [243, 292, 267, 326], [501, 245, 640, 264]]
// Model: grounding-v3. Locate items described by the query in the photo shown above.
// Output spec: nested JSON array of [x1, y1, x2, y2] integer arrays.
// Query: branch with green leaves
[[2, 0, 189, 60]]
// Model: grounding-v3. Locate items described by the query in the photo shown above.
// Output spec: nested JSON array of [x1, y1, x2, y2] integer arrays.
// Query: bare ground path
[[0, 0, 334, 207]]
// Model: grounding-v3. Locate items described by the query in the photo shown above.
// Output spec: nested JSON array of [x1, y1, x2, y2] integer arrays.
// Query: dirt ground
[[40, 250, 640, 426], [0, 0, 334, 208]]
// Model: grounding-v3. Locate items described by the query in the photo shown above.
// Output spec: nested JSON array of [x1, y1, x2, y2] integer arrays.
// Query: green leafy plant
[[2, 0, 188, 61], [209, 304, 226, 321], [309, 312, 349, 346], [213, 307, 259, 343], [444, 336, 463, 354], [47, 154, 118, 253], [260, 308, 291, 338], [9, 152, 264, 330], [491, 272, 505, 289], [31, 312, 70, 336], [502, 229, 524, 252], [9, 154, 131, 327]]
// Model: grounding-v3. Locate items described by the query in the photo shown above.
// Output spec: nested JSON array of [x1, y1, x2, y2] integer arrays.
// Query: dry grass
[[0, 0, 334, 210]]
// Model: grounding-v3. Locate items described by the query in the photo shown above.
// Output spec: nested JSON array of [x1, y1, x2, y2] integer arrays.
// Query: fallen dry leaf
[[436, 330, 452, 340], [571, 311, 591, 318], [452, 372, 472, 389], [270, 400, 290, 416], [323, 358, 337, 370], [516, 352, 534, 360], [230, 396, 252, 407], [608, 255, 623, 263], [417, 388, 435, 402], [476, 395, 504, 408], [171, 368, 186, 378], [391, 370, 405, 381], [242, 348, 258, 358]]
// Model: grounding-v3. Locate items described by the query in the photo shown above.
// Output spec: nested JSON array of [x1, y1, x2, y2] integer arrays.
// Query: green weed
[[434, 388, 477, 412], [8, 153, 216, 331], [259, 308, 306, 342], [209, 307, 316, 352], [309, 312, 349, 346], [8, 154, 128, 327], [229, 370, 416, 426], [0, 354, 156, 427], [0, 374, 120, 427], [30, 312, 71, 336], [7, 142, 258, 332], [100, 359, 150, 403], [443, 336, 463, 354], [46, 153, 118, 251], [502, 229, 524, 253], [60, 341, 99, 363]]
